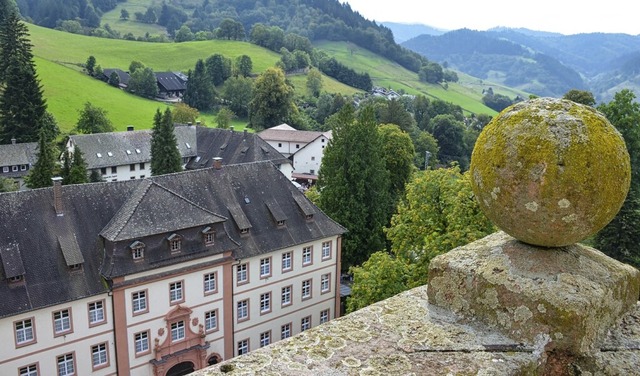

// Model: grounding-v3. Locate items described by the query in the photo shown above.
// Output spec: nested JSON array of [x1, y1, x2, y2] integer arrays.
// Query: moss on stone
[[470, 98, 631, 246]]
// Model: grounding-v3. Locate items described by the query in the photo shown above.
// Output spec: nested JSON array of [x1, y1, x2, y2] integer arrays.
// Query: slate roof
[[258, 127, 328, 144], [102, 69, 131, 86], [155, 72, 187, 92], [0, 161, 345, 318], [185, 127, 290, 170], [0, 141, 38, 177], [68, 126, 197, 169]]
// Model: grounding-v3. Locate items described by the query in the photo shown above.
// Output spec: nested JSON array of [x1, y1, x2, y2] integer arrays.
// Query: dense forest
[[15, 0, 428, 73]]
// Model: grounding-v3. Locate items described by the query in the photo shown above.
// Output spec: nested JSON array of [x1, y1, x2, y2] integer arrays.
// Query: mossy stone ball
[[470, 97, 631, 247]]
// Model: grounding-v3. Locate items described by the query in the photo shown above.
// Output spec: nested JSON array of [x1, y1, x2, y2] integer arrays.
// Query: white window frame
[[301, 316, 311, 332], [321, 273, 330, 293], [260, 331, 271, 347], [169, 281, 184, 304], [282, 251, 292, 272], [171, 321, 185, 342], [320, 309, 330, 324], [321, 241, 332, 260], [205, 310, 218, 332], [132, 291, 147, 314], [259, 257, 271, 278], [237, 300, 249, 321], [302, 246, 312, 266], [281, 285, 292, 307], [237, 339, 249, 355], [302, 279, 312, 300], [134, 331, 149, 354], [91, 343, 108, 368], [53, 309, 72, 335], [57, 353, 74, 376], [88, 301, 105, 325], [237, 263, 248, 284], [19, 364, 38, 376], [15, 319, 35, 345], [204, 272, 217, 294], [281, 323, 291, 339], [260, 292, 271, 314]]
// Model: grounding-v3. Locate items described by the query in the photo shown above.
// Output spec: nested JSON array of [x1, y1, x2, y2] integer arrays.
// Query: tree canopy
[[150, 108, 182, 176], [75, 102, 114, 134], [249, 67, 295, 130], [25, 132, 55, 189], [183, 59, 215, 111], [318, 105, 391, 271]]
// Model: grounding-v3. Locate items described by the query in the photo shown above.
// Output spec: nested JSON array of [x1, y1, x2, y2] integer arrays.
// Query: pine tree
[[317, 105, 391, 272], [68, 146, 89, 184], [150, 108, 182, 176], [0, 13, 47, 143], [183, 59, 215, 111], [25, 132, 55, 189]]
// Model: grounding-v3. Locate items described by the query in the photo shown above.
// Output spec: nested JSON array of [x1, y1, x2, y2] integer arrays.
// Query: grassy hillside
[[315, 41, 528, 116], [100, 0, 166, 38]]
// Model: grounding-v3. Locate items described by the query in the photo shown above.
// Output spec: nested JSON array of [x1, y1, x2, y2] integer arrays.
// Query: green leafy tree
[[347, 251, 414, 312], [215, 107, 235, 129], [172, 103, 200, 125], [25, 133, 55, 189], [217, 18, 245, 40], [85, 55, 96, 76], [563, 89, 596, 106], [378, 98, 415, 133], [174, 25, 194, 42], [205, 53, 232, 86], [0, 13, 47, 143], [128, 66, 158, 98], [129, 60, 144, 74], [411, 129, 440, 169], [594, 89, 640, 267], [249, 67, 295, 130], [318, 105, 391, 271], [150, 108, 182, 176], [120, 8, 129, 20], [0, 176, 17, 192], [108, 71, 120, 87], [419, 62, 444, 84], [75, 102, 114, 134], [378, 124, 415, 210], [385, 167, 495, 284], [222, 76, 253, 117], [183, 59, 215, 111], [305, 68, 323, 98], [431, 114, 468, 169], [233, 55, 253, 77]]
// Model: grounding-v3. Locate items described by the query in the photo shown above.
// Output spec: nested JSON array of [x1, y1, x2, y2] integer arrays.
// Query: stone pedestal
[[428, 231, 640, 355]]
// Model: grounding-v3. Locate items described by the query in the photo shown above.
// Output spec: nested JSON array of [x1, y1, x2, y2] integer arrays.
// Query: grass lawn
[[100, 0, 166, 38]]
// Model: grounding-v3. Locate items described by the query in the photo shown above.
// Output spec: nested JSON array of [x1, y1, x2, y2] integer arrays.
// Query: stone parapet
[[428, 231, 640, 356]]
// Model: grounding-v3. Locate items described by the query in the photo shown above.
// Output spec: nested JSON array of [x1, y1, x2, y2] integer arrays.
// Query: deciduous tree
[[249, 67, 295, 130], [127, 66, 158, 98], [305, 68, 323, 98], [172, 102, 200, 125], [216, 107, 234, 129], [75, 102, 114, 134], [594, 89, 640, 267], [563, 89, 596, 106], [150, 108, 182, 176], [378, 124, 415, 210], [222, 76, 253, 117], [233, 55, 253, 77]]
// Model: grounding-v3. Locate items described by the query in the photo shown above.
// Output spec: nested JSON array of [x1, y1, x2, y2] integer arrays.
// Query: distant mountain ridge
[[387, 24, 640, 102], [381, 22, 446, 42]]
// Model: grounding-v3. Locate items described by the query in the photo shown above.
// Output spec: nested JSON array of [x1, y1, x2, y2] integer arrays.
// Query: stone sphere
[[470, 97, 631, 247]]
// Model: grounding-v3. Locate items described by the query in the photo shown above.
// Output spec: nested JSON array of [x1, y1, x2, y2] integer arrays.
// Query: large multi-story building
[[66, 126, 293, 182], [0, 161, 344, 376]]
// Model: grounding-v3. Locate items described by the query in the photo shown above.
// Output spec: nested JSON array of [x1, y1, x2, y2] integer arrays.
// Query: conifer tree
[[61, 146, 89, 184], [0, 12, 47, 143], [25, 132, 55, 189], [150, 108, 182, 176], [183, 59, 215, 111], [317, 105, 391, 271]]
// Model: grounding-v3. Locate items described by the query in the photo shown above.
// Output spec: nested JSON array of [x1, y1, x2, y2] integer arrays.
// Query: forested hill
[[402, 29, 586, 98], [400, 27, 640, 102], [15, 0, 427, 72]]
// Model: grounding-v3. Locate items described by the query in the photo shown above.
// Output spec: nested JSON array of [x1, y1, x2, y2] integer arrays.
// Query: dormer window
[[168, 234, 182, 253], [130, 241, 145, 260], [306, 214, 314, 220], [240, 228, 249, 234], [9, 275, 23, 283], [276, 220, 285, 226], [202, 227, 215, 246], [69, 263, 82, 271]]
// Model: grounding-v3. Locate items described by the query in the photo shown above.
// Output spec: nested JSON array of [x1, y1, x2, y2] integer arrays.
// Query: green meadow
[[26, 23, 523, 134]]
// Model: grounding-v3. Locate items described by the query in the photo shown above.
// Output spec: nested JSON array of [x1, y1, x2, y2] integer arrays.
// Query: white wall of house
[[263, 140, 304, 158], [96, 162, 151, 182], [0, 294, 116, 376], [292, 136, 329, 176], [232, 235, 339, 355]]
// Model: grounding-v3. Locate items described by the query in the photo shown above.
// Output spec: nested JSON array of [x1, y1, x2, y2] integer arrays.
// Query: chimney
[[11, 138, 16, 145], [213, 157, 223, 170], [127, 126, 134, 132], [52, 177, 63, 216]]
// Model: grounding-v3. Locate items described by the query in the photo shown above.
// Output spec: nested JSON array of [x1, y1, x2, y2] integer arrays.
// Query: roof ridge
[[100, 179, 153, 240], [152, 182, 228, 221]]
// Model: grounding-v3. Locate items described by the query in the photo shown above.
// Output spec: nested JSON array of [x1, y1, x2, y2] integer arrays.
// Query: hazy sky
[[341, 0, 640, 35]]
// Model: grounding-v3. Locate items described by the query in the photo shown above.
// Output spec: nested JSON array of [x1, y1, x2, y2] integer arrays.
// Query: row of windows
[[1, 165, 28, 173], [236, 273, 332, 322], [236, 308, 331, 355], [14, 301, 106, 348], [131, 272, 218, 315], [237, 241, 333, 284], [18, 342, 109, 376], [129, 228, 215, 261], [99, 163, 145, 176]]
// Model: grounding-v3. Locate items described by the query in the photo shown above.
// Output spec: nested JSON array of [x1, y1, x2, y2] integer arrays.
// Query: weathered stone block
[[428, 231, 640, 355]]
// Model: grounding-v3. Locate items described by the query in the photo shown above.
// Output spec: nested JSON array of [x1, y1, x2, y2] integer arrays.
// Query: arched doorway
[[166, 361, 194, 376]]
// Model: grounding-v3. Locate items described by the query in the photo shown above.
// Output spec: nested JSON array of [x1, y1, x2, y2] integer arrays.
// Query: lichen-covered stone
[[470, 97, 630, 246], [427, 231, 640, 355]]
